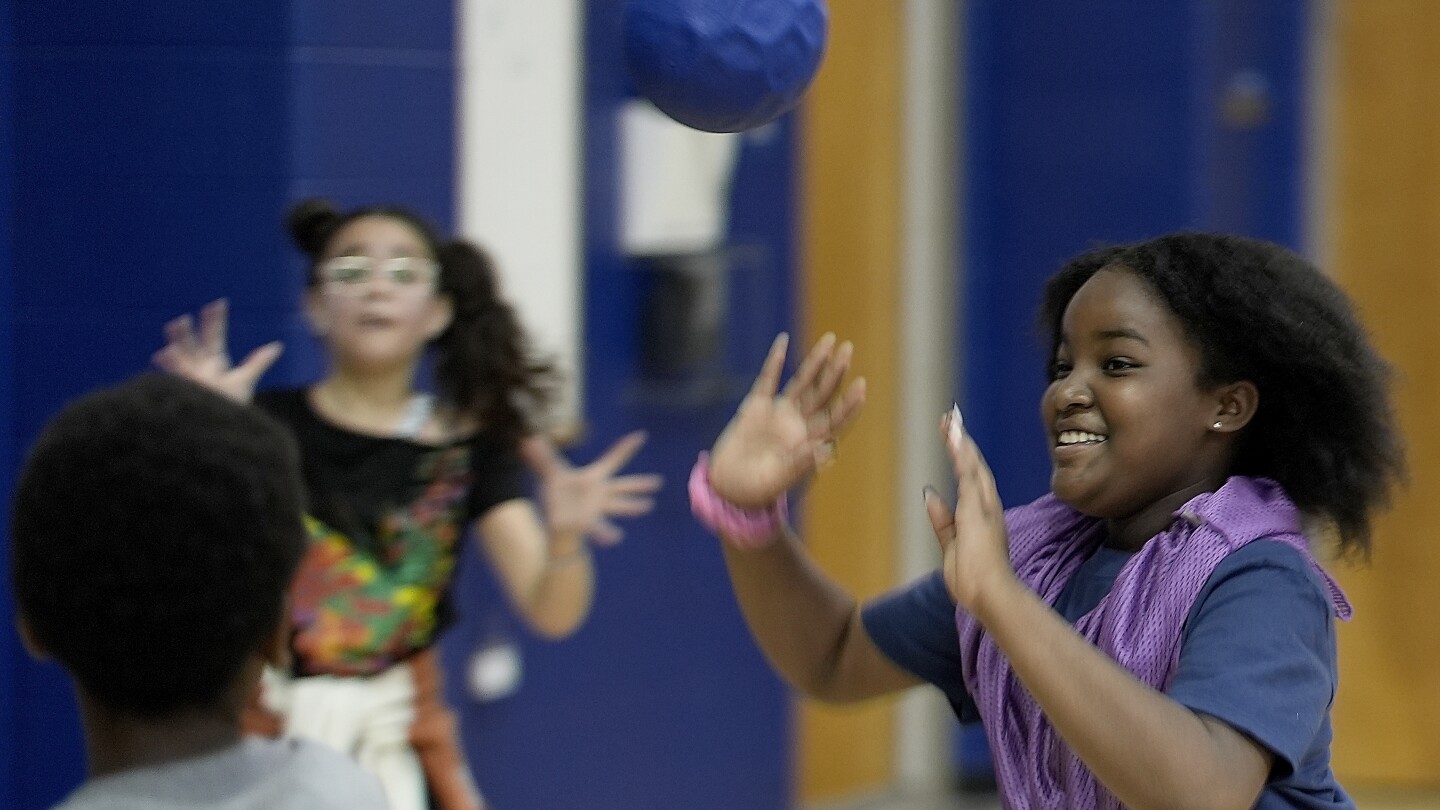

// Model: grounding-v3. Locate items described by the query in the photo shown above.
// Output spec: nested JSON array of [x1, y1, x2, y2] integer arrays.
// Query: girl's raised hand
[[152, 299, 283, 403], [708, 333, 867, 508], [924, 406, 1017, 611], [520, 431, 664, 546]]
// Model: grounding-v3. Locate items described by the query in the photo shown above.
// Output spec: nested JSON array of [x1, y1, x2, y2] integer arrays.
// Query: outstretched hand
[[708, 333, 867, 508], [153, 299, 283, 403], [520, 431, 664, 546], [924, 406, 1017, 611]]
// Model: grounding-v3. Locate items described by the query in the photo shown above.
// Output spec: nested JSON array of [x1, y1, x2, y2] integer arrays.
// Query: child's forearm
[[973, 578, 1270, 810], [522, 534, 595, 639], [720, 528, 920, 702]]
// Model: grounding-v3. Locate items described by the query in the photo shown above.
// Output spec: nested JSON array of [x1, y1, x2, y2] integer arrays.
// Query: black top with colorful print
[[255, 388, 526, 677]]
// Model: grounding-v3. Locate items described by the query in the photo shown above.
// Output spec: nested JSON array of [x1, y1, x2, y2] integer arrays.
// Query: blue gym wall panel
[[0, 1, 18, 804], [1191, 0, 1308, 243], [290, 0, 454, 51]]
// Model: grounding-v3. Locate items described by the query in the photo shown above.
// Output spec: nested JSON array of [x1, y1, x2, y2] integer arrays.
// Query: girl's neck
[[310, 366, 421, 436], [1104, 477, 1228, 551]]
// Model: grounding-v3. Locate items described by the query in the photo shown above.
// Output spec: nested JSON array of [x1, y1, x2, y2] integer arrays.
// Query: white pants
[[263, 664, 426, 810]]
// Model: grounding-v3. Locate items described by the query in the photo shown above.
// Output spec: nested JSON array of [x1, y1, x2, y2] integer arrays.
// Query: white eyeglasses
[[318, 256, 439, 289]]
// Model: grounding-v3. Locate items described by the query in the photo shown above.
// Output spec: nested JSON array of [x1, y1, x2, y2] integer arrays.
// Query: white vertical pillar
[[457, 0, 584, 426], [895, 0, 962, 795]]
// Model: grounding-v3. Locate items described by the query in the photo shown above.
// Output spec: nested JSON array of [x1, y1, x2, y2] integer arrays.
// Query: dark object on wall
[[638, 250, 727, 381]]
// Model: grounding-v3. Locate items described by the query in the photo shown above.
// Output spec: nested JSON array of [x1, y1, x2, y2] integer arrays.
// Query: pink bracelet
[[688, 453, 788, 549]]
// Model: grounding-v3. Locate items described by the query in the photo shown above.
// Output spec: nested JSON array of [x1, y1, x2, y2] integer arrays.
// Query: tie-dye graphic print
[[289, 446, 473, 676]]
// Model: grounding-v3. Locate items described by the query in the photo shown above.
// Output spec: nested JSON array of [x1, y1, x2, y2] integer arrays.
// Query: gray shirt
[[52, 736, 388, 810]]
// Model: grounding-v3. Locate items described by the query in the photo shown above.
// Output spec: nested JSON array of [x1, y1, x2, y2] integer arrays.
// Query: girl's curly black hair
[[1038, 232, 1405, 558], [287, 198, 559, 443]]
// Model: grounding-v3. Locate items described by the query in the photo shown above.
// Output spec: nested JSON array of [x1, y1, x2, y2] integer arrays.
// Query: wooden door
[[1327, 0, 1440, 787]]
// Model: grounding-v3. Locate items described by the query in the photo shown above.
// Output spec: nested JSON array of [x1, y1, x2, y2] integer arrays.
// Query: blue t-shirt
[[861, 539, 1353, 809]]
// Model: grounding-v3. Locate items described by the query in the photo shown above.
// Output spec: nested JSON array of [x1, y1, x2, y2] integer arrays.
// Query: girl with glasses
[[155, 199, 661, 810]]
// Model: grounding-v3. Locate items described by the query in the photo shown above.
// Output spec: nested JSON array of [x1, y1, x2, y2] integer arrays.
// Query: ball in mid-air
[[623, 0, 829, 133]]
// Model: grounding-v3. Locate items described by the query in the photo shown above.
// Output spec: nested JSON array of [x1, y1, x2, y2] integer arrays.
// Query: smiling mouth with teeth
[[1057, 430, 1107, 446]]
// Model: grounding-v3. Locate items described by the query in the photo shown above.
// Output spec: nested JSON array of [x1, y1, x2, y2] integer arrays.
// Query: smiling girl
[[691, 233, 1403, 809], [155, 199, 661, 810]]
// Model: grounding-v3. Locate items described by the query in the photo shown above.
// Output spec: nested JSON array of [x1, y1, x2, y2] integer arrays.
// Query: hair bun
[[286, 198, 342, 257]]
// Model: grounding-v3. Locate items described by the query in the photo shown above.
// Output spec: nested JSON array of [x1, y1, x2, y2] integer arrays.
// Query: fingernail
[[948, 404, 964, 445]]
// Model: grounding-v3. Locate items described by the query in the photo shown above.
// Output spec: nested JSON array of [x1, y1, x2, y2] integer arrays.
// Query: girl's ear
[[425, 293, 455, 340], [302, 288, 330, 337], [1210, 380, 1259, 433]]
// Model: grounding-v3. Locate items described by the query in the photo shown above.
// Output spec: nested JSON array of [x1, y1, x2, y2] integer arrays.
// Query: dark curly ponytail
[[433, 239, 558, 442], [285, 198, 559, 441]]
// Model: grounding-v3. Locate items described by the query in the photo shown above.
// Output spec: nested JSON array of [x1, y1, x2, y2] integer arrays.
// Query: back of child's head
[[1038, 232, 1405, 556], [11, 374, 307, 716], [285, 197, 558, 441]]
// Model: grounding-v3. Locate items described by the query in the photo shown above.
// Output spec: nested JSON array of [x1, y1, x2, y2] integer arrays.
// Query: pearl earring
[[1212, 421, 1223, 430]]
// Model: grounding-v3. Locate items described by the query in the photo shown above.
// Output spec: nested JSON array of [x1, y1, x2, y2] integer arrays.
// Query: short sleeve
[[466, 432, 528, 519], [861, 570, 977, 722], [1167, 541, 1337, 779]]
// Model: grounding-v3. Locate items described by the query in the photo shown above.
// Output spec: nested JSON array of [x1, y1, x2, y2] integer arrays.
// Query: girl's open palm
[[520, 431, 663, 546], [153, 299, 283, 403], [925, 408, 1017, 610], [708, 333, 867, 507]]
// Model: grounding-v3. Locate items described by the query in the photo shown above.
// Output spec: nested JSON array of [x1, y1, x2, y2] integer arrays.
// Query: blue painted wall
[[4, 5, 291, 806], [1, 2, 795, 808], [0, 2, 18, 804]]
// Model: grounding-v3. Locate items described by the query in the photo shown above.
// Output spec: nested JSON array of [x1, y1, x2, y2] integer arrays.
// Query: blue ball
[[623, 0, 829, 133]]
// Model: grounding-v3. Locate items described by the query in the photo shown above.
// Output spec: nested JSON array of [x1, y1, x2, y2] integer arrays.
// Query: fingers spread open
[[604, 493, 655, 518], [592, 430, 648, 476], [609, 473, 664, 495], [824, 377, 867, 438], [165, 314, 200, 356], [923, 485, 956, 548], [200, 299, 228, 358], [941, 408, 971, 481], [780, 332, 836, 403], [946, 425, 1001, 520], [235, 342, 284, 385], [749, 333, 791, 398], [968, 440, 1002, 514], [152, 345, 183, 374], [804, 339, 853, 414], [589, 519, 624, 546]]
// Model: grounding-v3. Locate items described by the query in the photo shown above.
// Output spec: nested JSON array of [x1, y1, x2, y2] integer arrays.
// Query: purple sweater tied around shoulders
[[955, 476, 1351, 809]]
